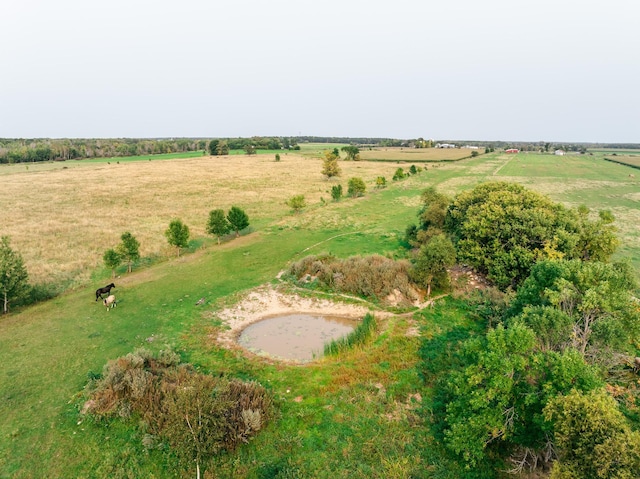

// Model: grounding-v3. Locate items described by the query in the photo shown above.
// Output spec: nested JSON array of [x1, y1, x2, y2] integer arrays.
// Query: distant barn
[[505, 148, 519, 154], [555, 149, 565, 156]]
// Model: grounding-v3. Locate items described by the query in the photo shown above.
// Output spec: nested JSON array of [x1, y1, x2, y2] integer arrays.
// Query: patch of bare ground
[[449, 265, 492, 294]]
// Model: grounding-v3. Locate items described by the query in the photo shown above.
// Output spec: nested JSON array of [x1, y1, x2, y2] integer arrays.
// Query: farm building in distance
[[555, 149, 565, 156], [436, 143, 456, 148], [505, 148, 519, 153]]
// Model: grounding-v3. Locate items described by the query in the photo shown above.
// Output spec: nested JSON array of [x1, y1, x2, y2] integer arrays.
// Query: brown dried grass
[[1, 154, 400, 285]]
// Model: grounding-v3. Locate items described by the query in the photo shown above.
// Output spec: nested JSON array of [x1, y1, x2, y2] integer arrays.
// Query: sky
[[1, 0, 638, 142]]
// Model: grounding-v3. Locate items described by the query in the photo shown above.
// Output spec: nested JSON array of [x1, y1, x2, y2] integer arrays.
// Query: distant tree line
[[2, 137, 638, 164], [0, 137, 300, 164]]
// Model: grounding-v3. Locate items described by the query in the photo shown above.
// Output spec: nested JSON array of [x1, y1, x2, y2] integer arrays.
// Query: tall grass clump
[[288, 254, 417, 305], [324, 313, 377, 356]]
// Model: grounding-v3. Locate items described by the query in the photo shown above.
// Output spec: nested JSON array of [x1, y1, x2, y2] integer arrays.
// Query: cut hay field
[[358, 147, 477, 162]]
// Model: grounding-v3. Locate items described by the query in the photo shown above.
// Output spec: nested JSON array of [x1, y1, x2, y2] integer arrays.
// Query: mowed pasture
[[358, 146, 477, 162], [1, 151, 406, 286]]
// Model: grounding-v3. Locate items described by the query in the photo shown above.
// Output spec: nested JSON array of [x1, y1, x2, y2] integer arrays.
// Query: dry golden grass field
[[1, 154, 407, 286], [358, 147, 476, 162]]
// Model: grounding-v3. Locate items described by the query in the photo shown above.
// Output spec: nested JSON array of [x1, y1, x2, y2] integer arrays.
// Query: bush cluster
[[288, 254, 416, 304], [84, 348, 273, 454]]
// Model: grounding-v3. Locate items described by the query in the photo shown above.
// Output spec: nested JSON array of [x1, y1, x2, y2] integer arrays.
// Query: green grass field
[[1, 150, 639, 478]]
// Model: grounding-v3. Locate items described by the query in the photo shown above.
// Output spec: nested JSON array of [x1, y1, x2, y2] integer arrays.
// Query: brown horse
[[95, 283, 115, 301]]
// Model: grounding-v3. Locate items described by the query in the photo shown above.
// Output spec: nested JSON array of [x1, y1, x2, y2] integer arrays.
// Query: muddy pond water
[[237, 313, 355, 362]]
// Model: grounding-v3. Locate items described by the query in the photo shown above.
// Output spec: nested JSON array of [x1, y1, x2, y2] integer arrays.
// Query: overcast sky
[[1, 0, 638, 142]]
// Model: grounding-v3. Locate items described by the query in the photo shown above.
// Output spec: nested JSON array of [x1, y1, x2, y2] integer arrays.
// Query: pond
[[237, 313, 355, 362]]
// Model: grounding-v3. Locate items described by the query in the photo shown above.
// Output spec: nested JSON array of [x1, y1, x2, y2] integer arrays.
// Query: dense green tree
[[341, 145, 360, 161], [286, 194, 306, 213], [443, 322, 602, 468], [444, 182, 577, 289], [227, 206, 250, 237], [410, 234, 456, 297], [206, 209, 230, 245], [508, 259, 640, 360], [411, 187, 451, 246], [0, 236, 29, 314], [573, 206, 619, 261], [321, 150, 341, 179], [331, 184, 343, 201], [103, 248, 122, 278], [208, 139, 219, 156], [274, 153, 280, 162], [392, 168, 405, 181], [165, 219, 190, 257], [244, 144, 256, 155], [544, 389, 640, 479], [409, 164, 418, 174], [375, 176, 386, 188], [216, 140, 229, 155], [117, 232, 140, 273], [347, 177, 366, 198]]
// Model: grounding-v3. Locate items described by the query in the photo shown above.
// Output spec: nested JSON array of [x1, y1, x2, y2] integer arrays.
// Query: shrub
[[83, 348, 273, 475], [286, 194, 306, 213], [288, 254, 416, 304], [347, 177, 366, 198], [331, 184, 343, 201]]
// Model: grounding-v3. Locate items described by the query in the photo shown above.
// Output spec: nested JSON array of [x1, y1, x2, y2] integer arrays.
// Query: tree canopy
[[117, 232, 140, 273], [0, 236, 29, 314], [544, 389, 640, 479], [103, 248, 121, 278], [347, 177, 366, 198], [341, 145, 360, 161], [410, 234, 456, 297], [165, 219, 190, 256], [227, 206, 249, 237], [321, 150, 341, 179], [444, 182, 618, 290], [206, 209, 230, 244]]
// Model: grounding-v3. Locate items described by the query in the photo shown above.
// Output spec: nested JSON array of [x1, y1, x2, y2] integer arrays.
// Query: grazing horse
[[103, 295, 117, 311], [95, 283, 115, 301]]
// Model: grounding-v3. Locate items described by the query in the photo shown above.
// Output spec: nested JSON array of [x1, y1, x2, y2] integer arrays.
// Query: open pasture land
[[358, 146, 477, 162], [2, 150, 640, 478], [0, 152, 404, 286]]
